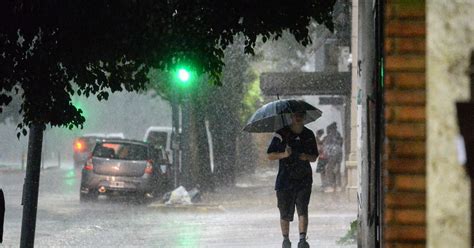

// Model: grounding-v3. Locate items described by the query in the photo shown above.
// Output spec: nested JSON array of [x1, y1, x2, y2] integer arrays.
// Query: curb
[[0, 166, 61, 174], [148, 202, 226, 212], [0, 168, 23, 174]]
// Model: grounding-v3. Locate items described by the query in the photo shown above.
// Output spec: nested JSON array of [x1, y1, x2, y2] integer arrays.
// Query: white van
[[143, 126, 173, 162]]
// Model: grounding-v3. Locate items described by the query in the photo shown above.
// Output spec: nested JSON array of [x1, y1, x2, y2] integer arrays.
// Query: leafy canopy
[[0, 0, 336, 134]]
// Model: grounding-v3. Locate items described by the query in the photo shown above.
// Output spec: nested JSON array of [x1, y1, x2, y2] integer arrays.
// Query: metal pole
[[375, 0, 385, 246], [171, 89, 180, 188], [20, 124, 44, 248]]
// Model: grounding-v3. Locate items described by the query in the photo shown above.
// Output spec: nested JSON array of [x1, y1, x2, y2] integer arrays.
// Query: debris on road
[[163, 186, 200, 205]]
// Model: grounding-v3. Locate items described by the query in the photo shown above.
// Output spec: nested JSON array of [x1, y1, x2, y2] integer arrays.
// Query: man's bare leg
[[298, 215, 310, 247], [281, 219, 291, 247], [299, 215, 308, 234], [281, 219, 290, 236]]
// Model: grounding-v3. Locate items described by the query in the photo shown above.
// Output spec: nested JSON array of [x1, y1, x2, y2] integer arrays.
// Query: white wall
[[427, 1, 474, 247]]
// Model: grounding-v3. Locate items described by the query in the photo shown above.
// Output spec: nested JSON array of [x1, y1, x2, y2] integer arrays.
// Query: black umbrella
[[243, 99, 322, 133]]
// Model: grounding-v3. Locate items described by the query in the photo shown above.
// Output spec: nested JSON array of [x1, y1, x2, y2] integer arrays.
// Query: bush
[[336, 219, 358, 245]]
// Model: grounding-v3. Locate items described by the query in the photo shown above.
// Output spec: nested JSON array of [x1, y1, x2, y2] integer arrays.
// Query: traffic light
[[174, 67, 193, 87], [178, 69, 190, 82]]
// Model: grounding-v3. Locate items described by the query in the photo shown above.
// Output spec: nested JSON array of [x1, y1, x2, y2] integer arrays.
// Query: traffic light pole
[[171, 89, 180, 188], [171, 66, 192, 188]]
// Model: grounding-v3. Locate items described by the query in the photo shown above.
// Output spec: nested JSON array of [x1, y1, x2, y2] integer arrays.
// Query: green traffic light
[[178, 69, 190, 82]]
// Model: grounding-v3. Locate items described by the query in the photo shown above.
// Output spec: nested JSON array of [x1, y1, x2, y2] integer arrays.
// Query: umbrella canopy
[[243, 99, 322, 133]]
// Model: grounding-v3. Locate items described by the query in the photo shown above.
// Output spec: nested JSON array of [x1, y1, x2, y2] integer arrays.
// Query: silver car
[[79, 139, 172, 202]]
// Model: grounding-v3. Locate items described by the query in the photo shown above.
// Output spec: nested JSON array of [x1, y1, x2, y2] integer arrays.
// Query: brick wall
[[384, 0, 426, 247]]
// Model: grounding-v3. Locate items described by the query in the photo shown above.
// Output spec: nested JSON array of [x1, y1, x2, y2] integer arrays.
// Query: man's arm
[[268, 147, 291, 161], [267, 132, 289, 161]]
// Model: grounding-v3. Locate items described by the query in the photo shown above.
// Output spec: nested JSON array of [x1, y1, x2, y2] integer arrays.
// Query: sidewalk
[[149, 167, 358, 247], [0, 164, 23, 173]]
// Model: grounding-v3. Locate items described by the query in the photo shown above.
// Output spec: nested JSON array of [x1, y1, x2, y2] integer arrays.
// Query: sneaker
[[324, 187, 334, 193], [298, 240, 310, 248], [282, 239, 291, 248]]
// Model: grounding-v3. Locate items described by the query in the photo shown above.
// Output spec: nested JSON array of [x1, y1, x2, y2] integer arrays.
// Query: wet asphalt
[[0, 165, 357, 247]]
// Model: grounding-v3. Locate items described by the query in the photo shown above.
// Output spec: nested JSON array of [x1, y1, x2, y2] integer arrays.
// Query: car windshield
[[93, 142, 148, 161]]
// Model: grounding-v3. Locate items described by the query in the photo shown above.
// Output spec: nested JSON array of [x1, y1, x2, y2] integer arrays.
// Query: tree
[[0, 1, 336, 246], [206, 36, 254, 186], [148, 36, 257, 189]]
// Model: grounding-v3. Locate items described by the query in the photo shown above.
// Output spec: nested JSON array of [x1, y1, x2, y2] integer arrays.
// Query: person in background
[[315, 129, 328, 191], [323, 122, 344, 192]]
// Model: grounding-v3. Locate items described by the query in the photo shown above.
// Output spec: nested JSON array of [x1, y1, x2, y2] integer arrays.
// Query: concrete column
[[345, 0, 359, 198]]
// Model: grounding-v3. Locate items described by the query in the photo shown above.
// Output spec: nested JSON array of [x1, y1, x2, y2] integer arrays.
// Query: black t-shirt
[[267, 126, 318, 191]]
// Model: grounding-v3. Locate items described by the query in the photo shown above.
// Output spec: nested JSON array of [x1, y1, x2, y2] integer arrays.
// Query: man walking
[[267, 111, 319, 248]]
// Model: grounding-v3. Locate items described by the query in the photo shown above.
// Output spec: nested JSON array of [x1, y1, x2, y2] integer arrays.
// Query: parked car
[[73, 133, 125, 167], [79, 139, 172, 202]]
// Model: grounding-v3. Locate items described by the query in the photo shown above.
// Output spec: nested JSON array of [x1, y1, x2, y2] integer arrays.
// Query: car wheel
[[136, 192, 153, 204], [80, 192, 98, 203]]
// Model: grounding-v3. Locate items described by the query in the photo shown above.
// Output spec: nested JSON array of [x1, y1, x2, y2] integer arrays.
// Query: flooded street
[[1, 165, 356, 247]]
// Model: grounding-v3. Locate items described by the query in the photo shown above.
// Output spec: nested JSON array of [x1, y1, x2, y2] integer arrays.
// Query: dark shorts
[[276, 186, 312, 221]]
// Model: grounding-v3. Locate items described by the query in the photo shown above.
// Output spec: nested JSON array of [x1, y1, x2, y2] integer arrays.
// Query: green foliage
[[147, 69, 171, 101], [336, 219, 358, 245], [240, 72, 263, 124], [0, 0, 336, 135]]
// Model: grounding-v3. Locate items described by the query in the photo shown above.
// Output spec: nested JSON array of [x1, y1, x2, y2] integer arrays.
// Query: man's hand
[[267, 147, 292, 161], [299, 153, 318, 162], [299, 153, 307, 161], [283, 146, 292, 158]]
